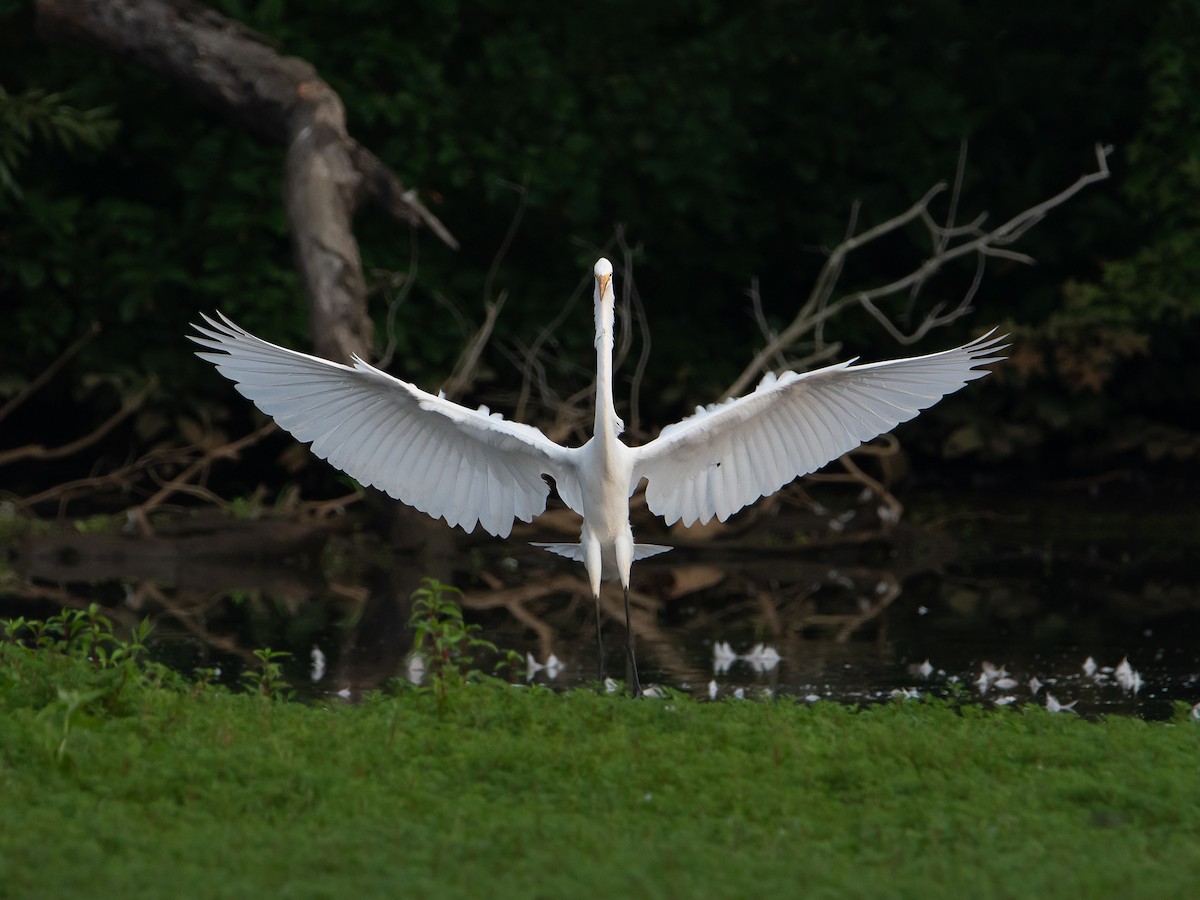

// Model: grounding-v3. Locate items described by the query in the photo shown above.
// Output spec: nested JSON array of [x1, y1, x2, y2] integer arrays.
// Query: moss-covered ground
[[2, 628, 1199, 899]]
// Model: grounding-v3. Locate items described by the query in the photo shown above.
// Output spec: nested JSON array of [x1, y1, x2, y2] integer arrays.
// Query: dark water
[[5, 486, 1199, 719]]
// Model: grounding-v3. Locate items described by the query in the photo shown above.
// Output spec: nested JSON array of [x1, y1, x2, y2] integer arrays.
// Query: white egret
[[191, 258, 1006, 695]]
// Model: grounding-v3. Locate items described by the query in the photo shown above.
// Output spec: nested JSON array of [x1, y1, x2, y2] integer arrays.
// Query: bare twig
[[441, 291, 509, 401], [127, 419, 278, 531], [0, 322, 100, 424], [747, 278, 789, 370], [0, 377, 156, 467], [440, 181, 529, 400], [613, 227, 653, 436], [12, 444, 193, 511], [904, 138, 969, 325], [513, 232, 622, 424], [374, 227, 419, 369]]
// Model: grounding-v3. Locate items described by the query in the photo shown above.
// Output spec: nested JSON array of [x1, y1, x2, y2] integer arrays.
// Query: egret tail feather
[[532, 542, 672, 563]]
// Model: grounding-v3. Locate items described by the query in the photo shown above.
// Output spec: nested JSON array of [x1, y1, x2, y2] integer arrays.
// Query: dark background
[[3, 0, 1198, 508]]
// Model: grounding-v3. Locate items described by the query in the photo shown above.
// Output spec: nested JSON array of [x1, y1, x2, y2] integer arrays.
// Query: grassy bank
[[2, 619, 1199, 898]]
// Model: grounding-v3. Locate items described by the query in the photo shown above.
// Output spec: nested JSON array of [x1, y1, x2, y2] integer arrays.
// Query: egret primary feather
[[191, 258, 1007, 694]]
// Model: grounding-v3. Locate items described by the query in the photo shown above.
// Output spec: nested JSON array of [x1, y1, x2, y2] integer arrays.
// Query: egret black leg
[[623, 584, 642, 697], [594, 593, 605, 690]]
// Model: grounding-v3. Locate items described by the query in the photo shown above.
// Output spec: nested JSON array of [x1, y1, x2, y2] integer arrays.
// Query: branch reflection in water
[[6, 492, 1200, 720]]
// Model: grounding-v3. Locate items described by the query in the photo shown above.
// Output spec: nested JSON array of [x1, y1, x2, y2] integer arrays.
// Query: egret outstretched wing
[[190, 312, 581, 537], [631, 331, 1007, 527]]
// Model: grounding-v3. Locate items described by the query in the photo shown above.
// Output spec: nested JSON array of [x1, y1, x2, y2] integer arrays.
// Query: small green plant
[[39, 686, 106, 765], [241, 647, 293, 700], [408, 578, 516, 702], [3, 604, 152, 672], [2, 606, 158, 763], [72, 514, 119, 534]]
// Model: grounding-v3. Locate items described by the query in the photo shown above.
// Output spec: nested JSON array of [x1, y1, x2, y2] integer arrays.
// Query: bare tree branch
[[0, 322, 99, 424], [724, 143, 1113, 398], [613, 227, 653, 436], [127, 419, 278, 532], [441, 292, 509, 401], [0, 377, 156, 467], [440, 181, 528, 400]]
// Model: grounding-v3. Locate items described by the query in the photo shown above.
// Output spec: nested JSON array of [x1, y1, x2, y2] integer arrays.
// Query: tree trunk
[[35, 0, 456, 362]]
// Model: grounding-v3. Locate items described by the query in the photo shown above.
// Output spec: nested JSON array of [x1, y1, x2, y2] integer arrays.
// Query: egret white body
[[191, 258, 1006, 694]]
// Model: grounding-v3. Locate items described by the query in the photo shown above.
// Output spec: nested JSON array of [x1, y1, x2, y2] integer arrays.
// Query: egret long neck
[[593, 287, 619, 448]]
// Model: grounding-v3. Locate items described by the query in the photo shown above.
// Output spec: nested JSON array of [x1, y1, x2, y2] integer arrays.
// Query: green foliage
[[241, 647, 294, 700], [0, 84, 117, 198], [2, 603, 152, 672], [2, 655, 1200, 896], [407, 578, 518, 703], [1054, 2, 1200, 338], [1, 605, 156, 762]]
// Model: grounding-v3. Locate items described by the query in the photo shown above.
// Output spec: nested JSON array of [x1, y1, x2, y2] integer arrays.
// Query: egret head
[[594, 257, 613, 300], [592, 258, 615, 346]]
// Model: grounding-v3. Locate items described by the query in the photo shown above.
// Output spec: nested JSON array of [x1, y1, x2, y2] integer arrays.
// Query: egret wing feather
[[189, 312, 582, 537], [632, 331, 1007, 526]]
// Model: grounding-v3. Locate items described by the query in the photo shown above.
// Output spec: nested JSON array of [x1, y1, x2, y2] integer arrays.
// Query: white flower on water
[[1045, 693, 1077, 714], [994, 695, 1018, 706], [712, 641, 737, 674], [917, 659, 934, 679], [1082, 656, 1098, 678], [890, 687, 920, 700], [982, 661, 1008, 681], [310, 646, 326, 683], [1028, 676, 1043, 695], [1114, 657, 1142, 694], [976, 661, 1009, 695], [526, 652, 565, 681], [993, 677, 1018, 691], [742, 643, 781, 673]]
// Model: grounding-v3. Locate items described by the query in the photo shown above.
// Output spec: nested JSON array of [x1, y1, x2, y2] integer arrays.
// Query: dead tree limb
[[128, 418, 278, 531], [0, 322, 99, 425], [0, 377, 156, 468], [35, 0, 456, 362], [724, 143, 1113, 398]]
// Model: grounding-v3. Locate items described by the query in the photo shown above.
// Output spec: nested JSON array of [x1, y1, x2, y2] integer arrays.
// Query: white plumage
[[191, 257, 1006, 693]]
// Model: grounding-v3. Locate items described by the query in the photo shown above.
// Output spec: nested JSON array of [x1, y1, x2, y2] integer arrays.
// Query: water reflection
[[4, 495, 1199, 719]]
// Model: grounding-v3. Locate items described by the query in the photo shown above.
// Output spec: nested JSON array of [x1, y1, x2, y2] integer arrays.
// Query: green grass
[[2, 637, 1199, 898]]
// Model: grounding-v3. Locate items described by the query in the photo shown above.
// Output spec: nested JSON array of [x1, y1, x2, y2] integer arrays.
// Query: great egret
[[191, 258, 1006, 695]]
